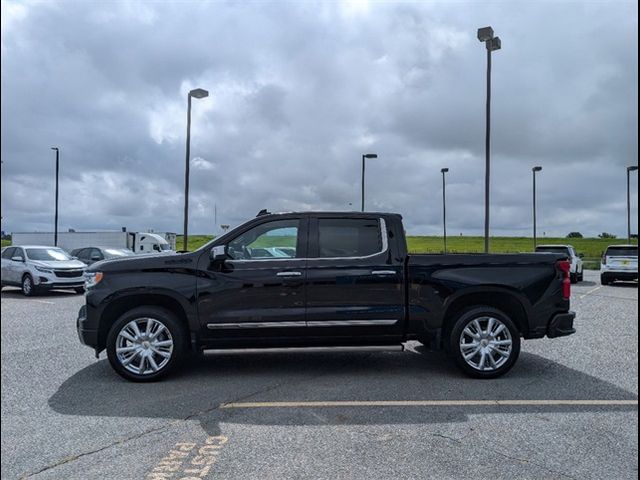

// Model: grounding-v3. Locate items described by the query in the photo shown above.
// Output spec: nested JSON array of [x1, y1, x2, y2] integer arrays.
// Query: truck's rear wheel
[[450, 306, 521, 379], [106, 306, 185, 382]]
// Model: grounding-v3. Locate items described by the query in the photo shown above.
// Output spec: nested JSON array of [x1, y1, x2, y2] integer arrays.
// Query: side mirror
[[11, 256, 23, 262], [578, 253, 584, 259], [210, 245, 227, 262]]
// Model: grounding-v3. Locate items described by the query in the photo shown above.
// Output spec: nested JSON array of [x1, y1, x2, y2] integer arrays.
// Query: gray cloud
[[1, 0, 637, 238]]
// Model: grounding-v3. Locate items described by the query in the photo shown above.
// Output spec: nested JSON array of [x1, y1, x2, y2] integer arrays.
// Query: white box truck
[[11, 231, 176, 254]]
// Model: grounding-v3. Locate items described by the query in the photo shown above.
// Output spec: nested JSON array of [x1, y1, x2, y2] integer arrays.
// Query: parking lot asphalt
[[1, 270, 637, 479]]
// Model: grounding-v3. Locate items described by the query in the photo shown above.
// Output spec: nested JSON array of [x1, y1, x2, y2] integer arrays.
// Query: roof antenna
[[257, 209, 270, 217]]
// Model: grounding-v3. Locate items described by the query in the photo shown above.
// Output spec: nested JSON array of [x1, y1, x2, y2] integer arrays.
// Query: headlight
[[85, 271, 104, 289], [35, 266, 53, 273]]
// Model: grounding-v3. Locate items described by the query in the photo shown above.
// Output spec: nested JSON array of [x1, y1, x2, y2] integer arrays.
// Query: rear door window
[[316, 218, 382, 258], [535, 247, 570, 256], [605, 247, 638, 257]]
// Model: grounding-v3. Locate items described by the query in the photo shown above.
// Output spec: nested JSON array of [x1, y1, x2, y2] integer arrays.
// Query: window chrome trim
[[226, 217, 389, 263]]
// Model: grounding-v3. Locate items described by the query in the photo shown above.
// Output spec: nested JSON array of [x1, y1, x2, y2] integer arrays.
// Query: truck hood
[[87, 251, 191, 273], [31, 260, 87, 269]]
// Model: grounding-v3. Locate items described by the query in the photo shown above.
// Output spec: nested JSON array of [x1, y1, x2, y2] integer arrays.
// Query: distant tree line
[[566, 232, 627, 239]]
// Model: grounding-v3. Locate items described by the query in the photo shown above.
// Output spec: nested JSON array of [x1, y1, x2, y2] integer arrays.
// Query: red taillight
[[556, 260, 571, 299]]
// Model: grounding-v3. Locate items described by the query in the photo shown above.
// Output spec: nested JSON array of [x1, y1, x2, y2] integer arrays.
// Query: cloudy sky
[[1, 0, 637, 238]]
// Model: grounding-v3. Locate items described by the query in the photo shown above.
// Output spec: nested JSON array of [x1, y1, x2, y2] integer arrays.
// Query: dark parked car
[[77, 211, 575, 381], [71, 247, 136, 266]]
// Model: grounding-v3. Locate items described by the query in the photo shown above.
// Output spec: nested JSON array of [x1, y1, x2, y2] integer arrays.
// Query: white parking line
[[580, 285, 602, 299], [220, 399, 638, 409]]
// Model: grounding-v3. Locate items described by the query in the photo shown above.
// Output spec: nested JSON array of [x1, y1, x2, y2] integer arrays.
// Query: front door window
[[227, 220, 299, 260]]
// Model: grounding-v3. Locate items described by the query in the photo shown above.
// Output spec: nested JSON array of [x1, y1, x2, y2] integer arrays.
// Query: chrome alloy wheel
[[459, 316, 513, 371], [115, 318, 174, 375]]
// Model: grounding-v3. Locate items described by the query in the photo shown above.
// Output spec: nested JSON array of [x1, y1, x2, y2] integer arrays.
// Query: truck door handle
[[276, 271, 302, 277], [371, 270, 396, 275]]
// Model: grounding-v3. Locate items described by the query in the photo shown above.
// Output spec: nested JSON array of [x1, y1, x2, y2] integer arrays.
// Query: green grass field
[[3, 236, 635, 269], [173, 234, 635, 269]]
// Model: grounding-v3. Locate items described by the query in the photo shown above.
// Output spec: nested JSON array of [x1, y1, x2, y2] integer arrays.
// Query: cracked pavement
[[1, 270, 637, 479]]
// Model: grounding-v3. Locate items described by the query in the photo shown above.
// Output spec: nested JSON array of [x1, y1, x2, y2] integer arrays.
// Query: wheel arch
[[441, 289, 530, 342], [97, 293, 192, 352]]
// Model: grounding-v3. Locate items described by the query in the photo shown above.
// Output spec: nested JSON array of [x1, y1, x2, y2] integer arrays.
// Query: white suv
[[600, 245, 638, 285], [1, 246, 87, 296], [535, 244, 584, 283]]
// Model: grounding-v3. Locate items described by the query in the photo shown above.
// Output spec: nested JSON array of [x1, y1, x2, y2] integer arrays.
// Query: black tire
[[106, 306, 186, 382], [570, 273, 578, 284], [74, 287, 85, 294], [22, 274, 37, 297], [578, 270, 584, 282], [600, 275, 611, 285], [449, 306, 521, 379]]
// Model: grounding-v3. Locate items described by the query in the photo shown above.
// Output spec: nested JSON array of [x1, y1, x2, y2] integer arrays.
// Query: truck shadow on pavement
[[609, 281, 639, 288], [49, 349, 638, 436]]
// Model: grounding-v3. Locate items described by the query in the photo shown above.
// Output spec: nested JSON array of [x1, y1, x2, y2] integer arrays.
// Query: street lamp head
[[363, 153, 377, 159], [189, 88, 209, 99], [628, 166, 639, 172], [51, 147, 59, 151], [477, 26, 494, 42], [488, 36, 501, 51], [532, 166, 542, 172], [441, 168, 449, 173]]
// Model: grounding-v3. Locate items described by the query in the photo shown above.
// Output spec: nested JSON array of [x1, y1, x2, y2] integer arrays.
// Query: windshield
[[605, 247, 638, 257], [535, 247, 570, 255], [103, 248, 135, 258], [26, 248, 72, 261]]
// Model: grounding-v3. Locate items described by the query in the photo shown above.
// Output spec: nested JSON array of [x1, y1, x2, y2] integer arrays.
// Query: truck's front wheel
[[106, 307, 185, 382], [450, 306, 521, 379]]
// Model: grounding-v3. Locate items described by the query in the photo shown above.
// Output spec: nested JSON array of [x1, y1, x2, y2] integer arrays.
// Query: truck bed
[[406, 252, 568, 340]]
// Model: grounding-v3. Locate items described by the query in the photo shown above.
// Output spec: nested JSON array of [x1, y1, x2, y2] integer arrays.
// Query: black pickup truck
[[77, 211, 575, 381]]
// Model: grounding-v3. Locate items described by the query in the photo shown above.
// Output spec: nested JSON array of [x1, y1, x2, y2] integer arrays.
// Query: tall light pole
[[627, 165, 638, 243], [477, 26, 501, 253], [183, 88, 209, 251], [441, 168, 449, 253], [532, 166, 542, 248], [51, 147, 59, 246], [361, 153, 378, 212]]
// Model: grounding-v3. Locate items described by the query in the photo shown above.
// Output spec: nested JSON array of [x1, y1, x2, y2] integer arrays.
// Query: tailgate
[[605, 256, 638, 270]]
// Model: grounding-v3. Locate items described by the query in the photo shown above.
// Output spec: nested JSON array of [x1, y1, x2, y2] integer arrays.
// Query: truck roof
[[257, 211, 403, 219], [536, 244, 573, 248]]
